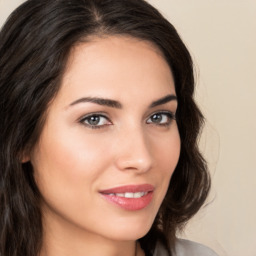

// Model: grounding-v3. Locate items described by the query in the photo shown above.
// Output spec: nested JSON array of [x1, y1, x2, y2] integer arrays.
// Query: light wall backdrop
[[1, 1, 255, 256]]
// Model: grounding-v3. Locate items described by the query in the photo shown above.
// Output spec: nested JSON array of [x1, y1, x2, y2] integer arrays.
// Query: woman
[[0, 0, 218, 255]]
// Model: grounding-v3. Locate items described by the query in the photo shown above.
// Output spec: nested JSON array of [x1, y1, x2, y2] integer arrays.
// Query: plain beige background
[[1, 1, 256, 256]]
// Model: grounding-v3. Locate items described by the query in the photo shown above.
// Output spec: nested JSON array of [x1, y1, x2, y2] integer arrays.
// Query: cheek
[[149, 126, 180, 203], [31, 131, 112, 227], [35, 124, 109, 175], [153, 127, 180, 173], [31, 126, 110, 206]]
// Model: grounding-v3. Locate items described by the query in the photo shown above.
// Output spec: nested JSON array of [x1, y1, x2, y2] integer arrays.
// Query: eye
[[146, 111, 176, 126], [79, 114, 111, 129]]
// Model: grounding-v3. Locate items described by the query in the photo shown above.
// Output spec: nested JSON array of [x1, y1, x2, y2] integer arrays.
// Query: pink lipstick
[[100, 184, 154, 211]]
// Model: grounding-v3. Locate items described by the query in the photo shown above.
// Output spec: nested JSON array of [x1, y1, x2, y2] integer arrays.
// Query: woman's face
[[30, 36, 180, 242]]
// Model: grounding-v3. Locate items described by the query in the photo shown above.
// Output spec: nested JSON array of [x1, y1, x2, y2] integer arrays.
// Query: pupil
[[152, 114, 162, 123], [89, 116, 100, 125]]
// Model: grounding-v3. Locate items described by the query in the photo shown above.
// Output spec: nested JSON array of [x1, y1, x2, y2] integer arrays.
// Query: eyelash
[[79, 111, 176, 129], [79, 113, 111, 129], [146, 111, 176, 127]]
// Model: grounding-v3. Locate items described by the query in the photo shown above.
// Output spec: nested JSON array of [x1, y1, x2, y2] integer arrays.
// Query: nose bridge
[[114, 124, 153, 172]]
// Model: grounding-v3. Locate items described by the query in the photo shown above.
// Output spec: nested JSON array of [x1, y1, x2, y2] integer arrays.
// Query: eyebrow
[[69, 94, 177, 109], [70, 97, 122, 109], [149, 94, 177, 108]]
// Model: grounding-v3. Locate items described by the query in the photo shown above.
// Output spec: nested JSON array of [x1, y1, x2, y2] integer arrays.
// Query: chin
[[103, 216, 154, 241]]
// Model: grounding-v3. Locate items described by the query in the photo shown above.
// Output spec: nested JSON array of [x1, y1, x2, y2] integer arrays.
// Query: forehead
[[68, 35, 166, 66], [55, 36, 175, 108], [66, 36, 169, 73]]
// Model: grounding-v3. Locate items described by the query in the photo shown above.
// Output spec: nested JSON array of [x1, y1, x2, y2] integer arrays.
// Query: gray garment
[[153, 239, 219, 256]]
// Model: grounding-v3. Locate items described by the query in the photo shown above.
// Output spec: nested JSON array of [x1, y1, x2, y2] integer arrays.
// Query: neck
[[40, 211, 141, 256], [41, 230, 138, 256]]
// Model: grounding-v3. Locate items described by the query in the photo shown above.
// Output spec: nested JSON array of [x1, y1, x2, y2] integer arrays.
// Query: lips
[[99, 184, 154, 211]]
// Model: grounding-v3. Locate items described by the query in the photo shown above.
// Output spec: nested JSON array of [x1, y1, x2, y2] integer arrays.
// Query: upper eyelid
[[78, 113, 112, 129], [146, 111, 176, 126], [147, 110, 176, 119], [78, 112, 110, 121], [77, 110, 176, 125]]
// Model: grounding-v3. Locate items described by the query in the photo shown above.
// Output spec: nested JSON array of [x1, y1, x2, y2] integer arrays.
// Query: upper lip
[[100, 184, 154, 194]]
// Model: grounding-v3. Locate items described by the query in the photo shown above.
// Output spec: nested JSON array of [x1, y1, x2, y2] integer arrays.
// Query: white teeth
[[124, 192, 134, 198], [116, 193, 125, 197], [134, 192, 145, 198], [109, 192, 148, 198]]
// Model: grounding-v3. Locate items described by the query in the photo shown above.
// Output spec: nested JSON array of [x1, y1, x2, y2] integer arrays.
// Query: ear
[[21, 155, 30, 163], [20, 150, 31, 163]]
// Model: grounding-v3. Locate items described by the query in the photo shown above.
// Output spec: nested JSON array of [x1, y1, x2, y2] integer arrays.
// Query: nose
[[114, 127, 153, 173]]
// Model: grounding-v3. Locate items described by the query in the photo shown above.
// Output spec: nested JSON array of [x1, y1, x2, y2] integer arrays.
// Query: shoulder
[[153, 239, 219, 256], [172, 239, 219, 256]]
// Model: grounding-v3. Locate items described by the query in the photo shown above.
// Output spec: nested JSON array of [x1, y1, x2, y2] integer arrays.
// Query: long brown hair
[[0, 1, 210, 255]]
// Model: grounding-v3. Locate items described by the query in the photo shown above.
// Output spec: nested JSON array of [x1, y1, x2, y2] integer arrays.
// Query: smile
[[100, 184, 154, 211], [106, 192, 148, 198]]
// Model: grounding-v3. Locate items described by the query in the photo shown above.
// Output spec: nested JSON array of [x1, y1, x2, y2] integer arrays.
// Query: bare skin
[[27, 36, 180, 256]]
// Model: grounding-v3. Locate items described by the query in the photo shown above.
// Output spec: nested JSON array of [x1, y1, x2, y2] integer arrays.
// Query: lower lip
[[101, 192, 153, 211]]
